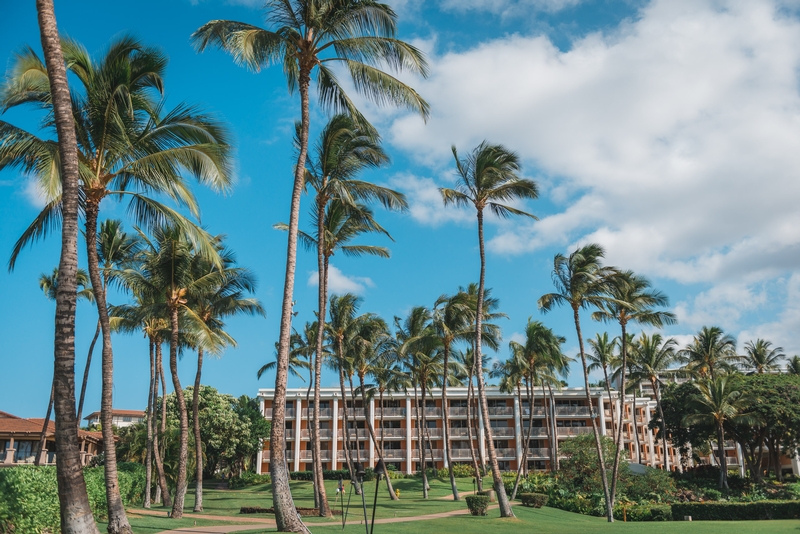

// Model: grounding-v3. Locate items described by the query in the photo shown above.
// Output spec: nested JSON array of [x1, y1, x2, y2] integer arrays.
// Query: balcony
[[450, 449, 475, 460], [489, 427, 515, 438], [412, 428, 443, 439], [556, 426, 593, 436], [339, 408, 366, 418], [411, 449, 443, 460], [382, 449, 407, 459], [488, 406, 513, 416], [264, 408, 296, 418], [299, 429, 333, 439], [526, 448, 549, 458], [376, 407, 406, 417], [448, 407, 469, 416], [495, 448, 517, 458], [524, 428, 549, 438], [261, 450, 295, 460], [301, 408, 332, 418], [376, 428, 406, 438], [521, 406, 546, 416], [299, 450, 332, 460], [449, 427, 472, 438], [337, 450, 369, 461], [412, 407, 442, 417], [339, 428, 369, 438], [555, 406, 591, 416]]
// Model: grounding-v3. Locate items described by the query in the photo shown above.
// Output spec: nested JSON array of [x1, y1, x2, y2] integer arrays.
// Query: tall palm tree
[[35, 268, 93, 467], [439, 141, 537, 518], [186, 242, 264, 511], [193, 5, 428, 528], [29, 2, 99, 531], [538, 243, 617, 522], [586, 333, 619, 439], [739, 339, 785, 374], [591, 272, 676, 498], [2, 37, 231, 529], [628, 333, 680, 471], [681, 326, 738, 380], [683, 375, 759, 489], [787, 356, 800, 375]]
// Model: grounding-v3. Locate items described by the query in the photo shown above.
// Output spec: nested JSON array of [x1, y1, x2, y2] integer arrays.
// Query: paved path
[[139, 503, 502, 534]]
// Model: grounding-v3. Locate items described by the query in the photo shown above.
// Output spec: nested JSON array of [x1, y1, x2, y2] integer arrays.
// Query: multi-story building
[[255, 386, 685, 475], [83, 409, 145, 429]]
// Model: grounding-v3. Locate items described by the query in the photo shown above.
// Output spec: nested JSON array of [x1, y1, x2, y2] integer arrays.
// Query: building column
[[513, 395, 522, 470], [737, 443, 746, 477], [644, 404, 656, 467], [478, 403, 486, 467], [405, 397, 413, 474], [256, 447, 263, 475], [294, 397, 302, 472], [368, 397, 375, 468], [791, 450, 800, 476], [597, 396, 606, 436], [332, 396, 339, 470]]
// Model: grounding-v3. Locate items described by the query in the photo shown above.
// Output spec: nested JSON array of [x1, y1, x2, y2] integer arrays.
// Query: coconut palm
[[739, 339, 785, 374], [538, 243, 617, 522], [683, 375, 759, 489], [788, 356, 800, 375], [591, 271, 676, 498], [29, 2, 97, 530], [439, 141, 536, 518], [2, 36, 231, 527], [193, 5, 428, 528], [681, 326, 738, 380], [35, 268, 93, 467], [586, 333, 619, 442], [628, 333, 681, 471]]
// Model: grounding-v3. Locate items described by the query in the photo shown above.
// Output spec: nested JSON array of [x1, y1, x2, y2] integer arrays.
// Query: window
[[382, 399, 401, 408], [426, 420, 437, 429], [487, 399, 507, 408], [528, 440, 542, 448], [450, 399, 468, 407], [380, 420, 401, 429], [122, 416, 132, 423], [497, 461, 510, 470], [384, 441, 402, 450], [493, 440, 508, 449], [452, 441, 471, 449], [451, 420, 468, 428], [489, 420, 508, 428], [528, 460, 546, 470]]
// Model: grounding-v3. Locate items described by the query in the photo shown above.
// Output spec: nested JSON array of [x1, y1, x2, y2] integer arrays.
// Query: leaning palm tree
[[787, 356, 800, 375], [591, 271, 676, 500], [2, 37, 231, 528], [739, 339, 785, 374], [193, 5, 428, 528], [28, 2, 98, 530], [628, 333, 681, 471], [538, 244, 617, 522], [683, 375, 759, 489], [681, 326, 738, 380], [439, 141, 537, 518], [35, 268, 93, 467], [586, 333, 619, 440]]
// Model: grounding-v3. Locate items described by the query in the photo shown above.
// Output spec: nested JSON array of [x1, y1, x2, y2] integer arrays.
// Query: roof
[[0, 413, 103, 443], [83, 409, 145, 420]]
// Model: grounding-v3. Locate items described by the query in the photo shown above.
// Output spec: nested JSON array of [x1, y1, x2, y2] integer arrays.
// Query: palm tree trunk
[[609, 322, 628, 513], [652, 379, 670, 471], [85, 202, 132, 534], [169, 306, 189, 519], [602, 366, 615, 444], [572, 307, 614, 522], [145, 338, 155, 508], [153, 342, 171, 507], [337, 357, 356, 488], [441, 343, 459, 500], [547, 384, 559, 472], [475, 210, 513, 517], [413, 385, 428, 498], [632, 394, 642, 464], [465, 368, 483, 492], [36, 2, 100, 529], [269, 61, 312, 534], [358, 375, 397, 499], [511, 380, 535, 500], [76, 319, 101, 425], [192, 347, 204, 512], [311, 253, 331, 516], [35, 382, 54, 466], [419, 383, 429, 499], [304, 366, 317, 508], [717, 423, 728, 489]]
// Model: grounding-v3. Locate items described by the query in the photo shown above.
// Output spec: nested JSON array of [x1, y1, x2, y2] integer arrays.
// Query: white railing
[[555, 406, 591, 416], [448, 407, 469, 416], [382, 449, 407, 459], [300, 429, 333, 439], [450, 427, 472, 437], [337, 450, 369, 461], [488, 406, 513, 416], [339, 428, 369, 438], [299, 450, 332, 460], [339, 408, 366, 418], [489, 427, 515, 438], [495, 448, 516, 458], [556, 426, 592, 436], [264, 408, 295, 418], [376, 407, 406, 417], [521, 406, 547, 416], [412, 408, 442, 417], [412, 428, 443, 438], [377, 428, 406, 438], [450, 449, 475, 459], [526, 448, 549, 457]]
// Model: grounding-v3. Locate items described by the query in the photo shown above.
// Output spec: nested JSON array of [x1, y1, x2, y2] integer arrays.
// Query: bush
[[228, 471, 271, 489], [437, 463, 476, 479], [465, 495, 490, 516], [622, 504, 672, 521], [519, 493, 548, 508], [289, 468, 375, 482], [671, 501, 800, 521]]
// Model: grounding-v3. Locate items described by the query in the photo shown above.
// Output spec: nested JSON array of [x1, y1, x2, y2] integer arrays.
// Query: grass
[[98, 513, 237, 532]]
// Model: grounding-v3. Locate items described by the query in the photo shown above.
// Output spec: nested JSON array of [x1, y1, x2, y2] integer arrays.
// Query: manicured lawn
[[98, 513, 237, 532]]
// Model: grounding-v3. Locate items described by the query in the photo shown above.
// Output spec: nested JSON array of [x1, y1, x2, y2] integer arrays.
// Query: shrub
[[622, 504, 672, 521], [671, 501, 800, 521], [229, 471, 271, 489], [289, 468, 375, 482], [437, 463, 475, 479], [465, 495, 490, 516], [519, 493, 548, 508]]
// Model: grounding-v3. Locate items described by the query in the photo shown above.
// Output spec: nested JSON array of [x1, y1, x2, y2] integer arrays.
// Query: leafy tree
[[439, 141, 537, 518], [650, 382, 715, 472], [787, 355, 800, 375], [586, 333, 619, 442]]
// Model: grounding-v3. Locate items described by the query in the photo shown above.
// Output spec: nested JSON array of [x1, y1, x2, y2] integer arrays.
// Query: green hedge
[[519, 493, 548, 508], [0, 463, 145, 533], [465, 495, 490, 516], [437, 464, 476, 479], [671, 501, 800, 521], [622, 504, 671, 522], [228, 472, 271, 489], [289, 469, 375, 482]]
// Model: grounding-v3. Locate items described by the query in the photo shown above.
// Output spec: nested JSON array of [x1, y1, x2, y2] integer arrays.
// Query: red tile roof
[[0, 413, 103, 443], [83, 409, 145, 420]]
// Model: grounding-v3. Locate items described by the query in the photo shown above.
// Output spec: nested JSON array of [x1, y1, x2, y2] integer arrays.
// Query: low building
[[0, 411, 103, 467], [83, 409, 145, 429]]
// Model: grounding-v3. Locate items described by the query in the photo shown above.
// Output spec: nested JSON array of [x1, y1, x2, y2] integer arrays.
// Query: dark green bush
[[289, 468, 375, 482], [465, 495, 490, 516], [622, 504, 672, 521], [671, 501, 800, 521], [437, 464, 475, 479], [519, 493, 548, 508], [228, 471, 271, 489]]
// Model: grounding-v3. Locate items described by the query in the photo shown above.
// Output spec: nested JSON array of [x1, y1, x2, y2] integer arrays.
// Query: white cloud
[[307, 264, 375, 295], [673, 282, 769, 331], [387, 0, 800, 290], [440, 0, 583, 15], [23, 178, 47, 209], [388, 173, 473, 226]]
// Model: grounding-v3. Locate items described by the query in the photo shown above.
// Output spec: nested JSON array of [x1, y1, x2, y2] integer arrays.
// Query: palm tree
[[739, 339, 785, 374], [29, 2, 99, 530], [628, 333, 680, 471], [591, 271, 676, 498], [186, 242, 264, 511], [35, 268, 93, 467], [681, 326, 738, 380], [193, 5, 428, 528], [538, 243, 617, 522], [586, 333, 619, 442], [439, 141, 537, 518], [787, 356, 800, 375], [2, 37, 232, 528], [683, 376, 759, 489]]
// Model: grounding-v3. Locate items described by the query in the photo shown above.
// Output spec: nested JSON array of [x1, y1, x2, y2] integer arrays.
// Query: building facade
[[255, 386, 690, 475], [0, 411, 103, 467], [83, 409, 145, 429]]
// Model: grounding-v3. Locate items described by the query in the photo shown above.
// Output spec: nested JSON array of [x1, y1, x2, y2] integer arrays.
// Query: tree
[[586, 333, 619, 443], [538, 244, 617, 522], [788, 356, 800, 375], [439, 141, 537, 518], [29, 1, 99, 531], [628, 333, 680, 471], [739, 339, 785, 374], [683, 375, 759, 489], [2, 36, 232, 529], [193, 5, 428, 529], [681, 326, 738, 380]]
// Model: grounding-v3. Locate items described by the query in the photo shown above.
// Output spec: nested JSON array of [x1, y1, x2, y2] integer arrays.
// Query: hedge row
[[671, 501, 800, 521], [289, 468, 376, 482], [519, 493, 548, 508], [0, 463, 144, 534], [465, 495, 490, 516]]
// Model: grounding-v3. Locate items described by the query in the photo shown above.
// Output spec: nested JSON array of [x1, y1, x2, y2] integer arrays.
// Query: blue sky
[[2, 0, 800, 418]]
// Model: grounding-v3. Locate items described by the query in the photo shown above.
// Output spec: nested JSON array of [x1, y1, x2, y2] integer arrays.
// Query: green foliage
[[0, 464, 145, 533], [288, 469, 376, 482], [559, 433, 624, 494], [437, 464, 475, 479], [465, 495, 490, 516], [227, 472, 272, 489], [671, 500, 800, 520], [519, 493, 549, 508], [620, 504, 672, 521]]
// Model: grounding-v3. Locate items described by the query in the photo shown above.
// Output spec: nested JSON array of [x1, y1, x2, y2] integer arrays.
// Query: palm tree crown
[[739, 339, 785, 374]]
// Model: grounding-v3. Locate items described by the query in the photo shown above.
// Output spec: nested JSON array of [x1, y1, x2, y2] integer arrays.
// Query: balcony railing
[[495, 448, 516, 458], [285, 429, 295, 439], [337, 450, 369, 461], [376, 428, 406, 438], [526, 448, 549, 458], [412, 428, 443, 439], [382, 449, 407, 459], [449, 427, 472, 437], [450, 449, 475, 459], [264, 408, 295, 418], [300, 429, 333, 439], [261, 450, 295, 460], [411, 449, 443, 460], [299, 450, 332, 460], [300, 408, 332, 418], [448, 407, 469, 416], [376, 407, 406, 417], [339, 428, 369, 438], [521, 406, 547, 416], [489, 427, 515, 438], [556, 426, 592, 436], [524, 428, 549, 438], [555, 406, 591, 416], [339, 408, 366, 418], [488, 406, 513, 416], [412, 407, 442, 417]]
